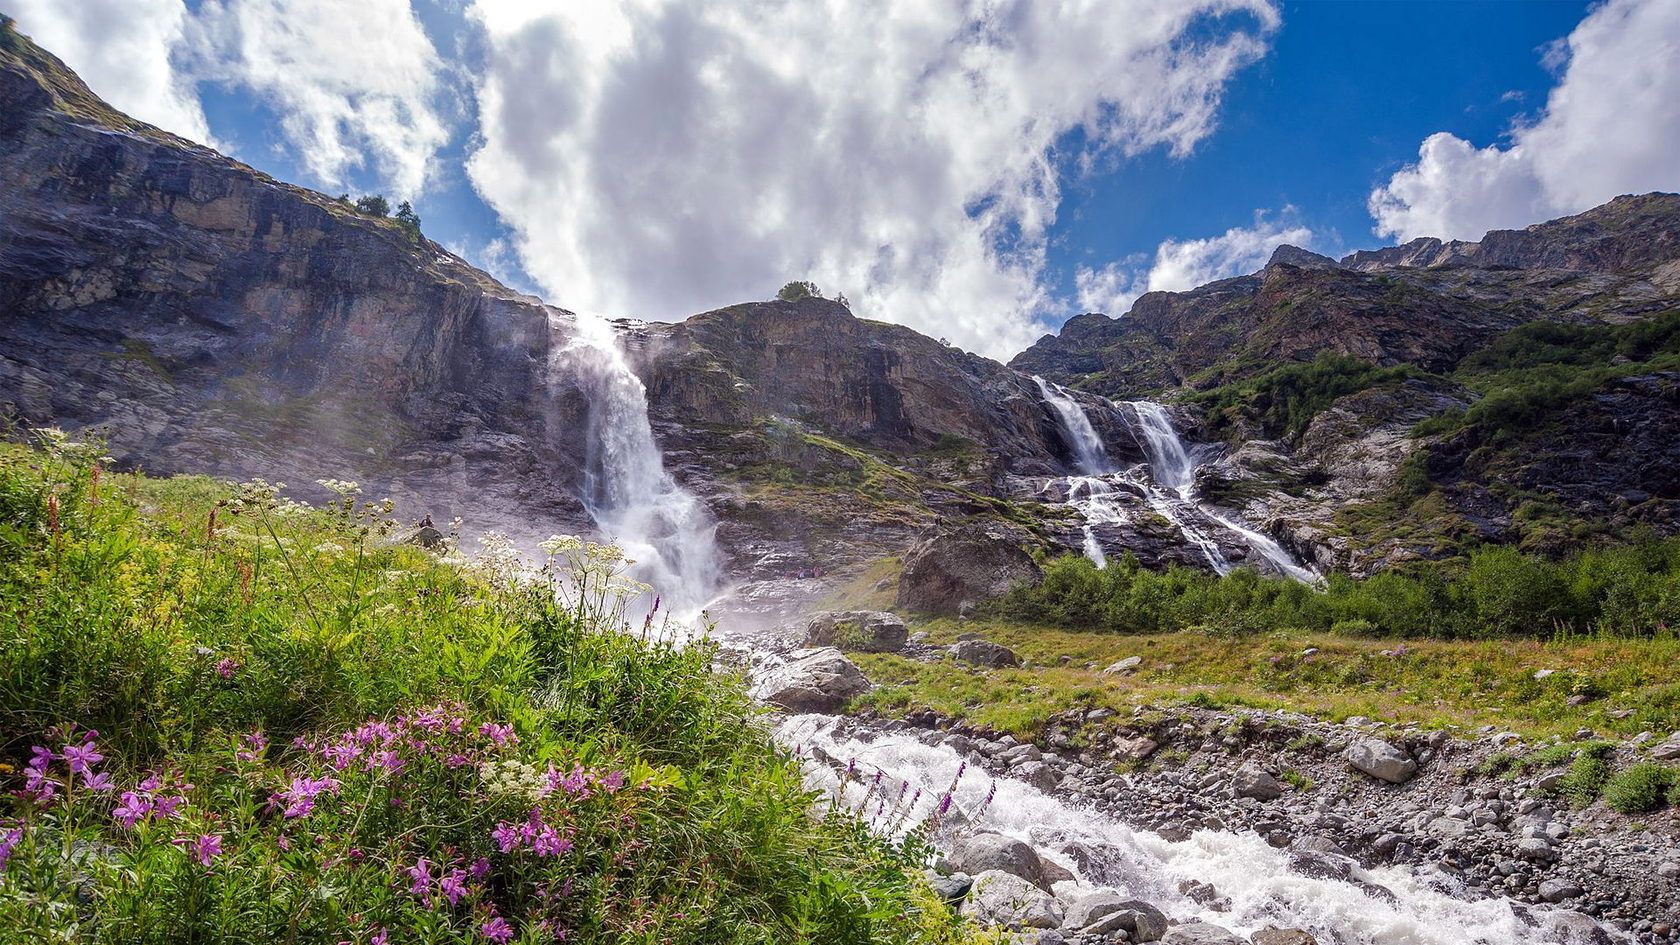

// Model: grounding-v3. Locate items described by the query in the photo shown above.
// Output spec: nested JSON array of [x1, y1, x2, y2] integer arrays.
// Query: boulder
[[1060, 889, 1129, 930], [1538, 878, 1584, 903], [1343, 737, 1418, 783], [749, 648, 872, 713], [803, 610, 908, 653], [1113, 735, 1160, 761], [1650, 734, 1680, 760], [896, 518, 1042, 615], [1080, 901, 1168, 942], [1232, 767, 1283, 800], [952, 639, 1021, 668], [961, 870, 1063, 929], [1102, 656, 1142, 675], [950, 832, 1045, 887], [1162, 923, 1244, 945], [402, 524, 446, 549]]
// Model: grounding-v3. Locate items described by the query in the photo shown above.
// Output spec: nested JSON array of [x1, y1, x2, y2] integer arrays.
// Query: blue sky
[[11, 0, 1678, 357]]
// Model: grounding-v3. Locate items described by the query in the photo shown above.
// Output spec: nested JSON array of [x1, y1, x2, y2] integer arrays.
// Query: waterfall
[[779, 715, 1606, 945], [556, 313, 721, 616], [1033, 376, 1111, 475]]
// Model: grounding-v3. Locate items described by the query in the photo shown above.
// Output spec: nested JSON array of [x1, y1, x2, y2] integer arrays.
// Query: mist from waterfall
[[556, 313, 721, 616]]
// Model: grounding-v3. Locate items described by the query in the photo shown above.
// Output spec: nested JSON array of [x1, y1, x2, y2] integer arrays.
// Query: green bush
[[1602, 762, 1676, 814], [776, 280, 822, 302], [1550, 743, 1616, 809], [1186, 352, 1417, 440]]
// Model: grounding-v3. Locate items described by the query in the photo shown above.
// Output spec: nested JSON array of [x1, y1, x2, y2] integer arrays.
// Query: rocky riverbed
[[750, 618, 1680, 944]]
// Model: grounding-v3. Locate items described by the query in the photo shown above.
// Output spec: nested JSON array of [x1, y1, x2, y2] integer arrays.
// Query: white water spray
[[556, 314, 721, 616], [781, 715, 1611, 945], [1033, 376, 1111, 475]]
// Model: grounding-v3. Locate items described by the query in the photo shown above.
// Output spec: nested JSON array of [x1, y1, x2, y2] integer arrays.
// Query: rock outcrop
[[896, 519, 1042, 615]]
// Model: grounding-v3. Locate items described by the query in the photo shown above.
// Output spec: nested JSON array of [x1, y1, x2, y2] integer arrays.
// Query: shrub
[[776, 280, 822, 302], [355, 194, 390, 217], [1603, 762, 1676, 814], [1550, 743, 1615, 809]]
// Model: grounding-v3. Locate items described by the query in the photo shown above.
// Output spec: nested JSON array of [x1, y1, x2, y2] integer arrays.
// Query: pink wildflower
[[477, 722, 516, 746], [480, 915, 513, 943], [0, 828, 23, 871], [81, 770, 114, 792], [440, 868, 469, 906], [491, 821, 522, 853], [371, 930, 389, 945], [61, 739, 103, 775], [407, 857, 433, 896], [21, 766, 57, 801], [113, 791, 154, 827], [175, 833, 222, 867], [215, 657, 241, 679]]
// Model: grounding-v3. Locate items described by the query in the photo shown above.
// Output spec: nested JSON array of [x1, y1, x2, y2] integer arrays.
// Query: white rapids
[[780, 715, 1615, 945]]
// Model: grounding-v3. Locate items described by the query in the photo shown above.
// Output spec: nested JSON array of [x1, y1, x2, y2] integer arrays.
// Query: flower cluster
[[112, 772, 192, 828], [18, 726, 113, 801]]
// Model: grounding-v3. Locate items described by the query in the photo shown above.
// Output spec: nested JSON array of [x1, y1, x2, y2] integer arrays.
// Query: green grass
[[1603, 762, 1677, 814], [0, 435, 960, 944], [850, 618, 1680, 740]]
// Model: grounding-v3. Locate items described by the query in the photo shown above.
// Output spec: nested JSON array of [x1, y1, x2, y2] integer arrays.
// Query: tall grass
[[0, 434, 957, 944]]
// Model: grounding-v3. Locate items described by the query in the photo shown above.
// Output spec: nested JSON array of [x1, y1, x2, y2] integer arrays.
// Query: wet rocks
[[1251, 930, 1318, 945], [950, 832, 1048, 888], [749, 648, 872, 713], [961, 870, 1062, 929], [1059, 888, 1129, 930], [952, 639, 1022, 669], [896, 518, 1042, 615], [1161, 922, 1244, 944], [802, 610, 907, 653], [1081, 900, 1168, 941], [1343, 737, 1418, 784], [1232, 767, 1284, 801]]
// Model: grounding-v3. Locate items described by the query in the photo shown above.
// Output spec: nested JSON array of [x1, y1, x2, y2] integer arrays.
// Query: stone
[[802, 610, 908, 653], [748, 648, 872, 713], [402, 524, 446, 549], [1343, 737, 1418, 783], [961, 870, 1063, 930], [1232, 767, 1284, 801], [1060, 889, 1130, 930], [1081, 901, 1168, 942], [896, 519, 1043, 615], [1161, 921, 1245, 944], [1516, 838, 1556, 862], [1650, 736, 1680, 760], [951, 639, 1021, 668], [1538, 878, 1584, 903], [1113, 736, 1160, 761], [950, 832, 1045, 888], [1102, 656, 1142, 675], [1251, 930, 1318, 945], [925, 869, 972, 903]]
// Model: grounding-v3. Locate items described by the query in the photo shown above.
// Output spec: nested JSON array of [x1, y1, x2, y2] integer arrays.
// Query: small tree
[[394, 201, 422, 244], [776, 281, 822, 302], [354, 195, 390, 217]]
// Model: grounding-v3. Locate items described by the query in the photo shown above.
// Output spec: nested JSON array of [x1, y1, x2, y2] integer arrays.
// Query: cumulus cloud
[[186, 0, 449, 198], [465, 0, 1278, 357], [7, 0, 213, 144], [1076, 214, 1313, 315], [1371, 0, 1680, 242]]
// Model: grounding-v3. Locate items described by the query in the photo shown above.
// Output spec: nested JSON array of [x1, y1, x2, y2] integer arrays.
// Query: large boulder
[[961, 870, 1063, 929], [1161, 922, 1244, 944], [949, 832, 1045, 888], [1343, 737, 1418, 784], [803, 610, 908, 653], [1060, 889, 1130, 930], [952, 639, 1021, 669], [749, 648, 872, 713], [1232, 767, 1283, 800], [896, 518, 1042, 615], [1079, 901, 1168, 942]]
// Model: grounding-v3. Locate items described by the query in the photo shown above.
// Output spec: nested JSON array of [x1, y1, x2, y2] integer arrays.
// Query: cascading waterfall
[[779, 715, 1608, 945], [1033, 376, 1112, 474], [556, 313, 721, 617]]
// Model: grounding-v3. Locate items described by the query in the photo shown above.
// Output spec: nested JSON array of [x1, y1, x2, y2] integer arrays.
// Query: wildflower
[[468, 857, 491, 879], [236, 732, 268, 763], [175, 833, 222, 867], [152, 792, 187, 819], [440, 868, 469, 906], [477, 722, 516, 746], [480, 915, 513, 943], [113, 791, 155, 828], [27, 746, 55, 771], [0, 828, 22, 871], [371, 930, 389, 945], [81, 770, 114, 792], [407, 857, 433, 896], [601, 770, 626, 793], [215, 657, 241, 679], [491, 821, 522, 853]]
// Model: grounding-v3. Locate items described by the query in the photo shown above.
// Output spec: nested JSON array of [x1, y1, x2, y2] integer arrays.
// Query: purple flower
[[175, 833, 222, 867], [27, 746, 55, 771], [371, 930, 389, 945], [276, 775, 340, 819], [477, 723, 516, 746], [61, 740, 103, 775], [81, 770, 114, 792], [468, 857, 491, 879], [21, 766, 57, 802], [0, 828, 23, 872], [152, 793, 187, 819], [236, 732, 268, 763], [529, 823, 572, 858], [407, 857, 433, 896], [113, 791, 154, 827], [601, 770, 625, 793], [440, 868, 469, 906], [215, 657, 241, 679], [491, 821, 522, 853], [480, 915, 513, 943]]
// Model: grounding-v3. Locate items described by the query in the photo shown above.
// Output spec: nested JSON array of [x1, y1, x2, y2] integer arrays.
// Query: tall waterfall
[[1033, 376, 1111, 474], [557, 313, 721, 616]]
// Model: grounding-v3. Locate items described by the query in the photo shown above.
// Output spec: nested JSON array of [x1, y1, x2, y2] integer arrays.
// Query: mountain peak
[[1265, 244, 1341, 271]]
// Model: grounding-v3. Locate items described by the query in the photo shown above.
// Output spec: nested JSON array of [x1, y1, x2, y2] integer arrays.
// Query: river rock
[[1251, 930, 1318, 945], [961, 870, 1063, 929], [1539, 878, 1584, 903], [749, 648, 872, 713], [802, 610, 908, 652], [1113, 735, 1160, 760], [950, 832, 1046, 887], [1232, 767, 1284, 800], [1161, 921, 1244, 944], [1343, 737, 1418, 783], [1081, 901, 1168, 942], [1060, 889, 1129, 930], [952, 639, 1021, 668], [896, 519, 1043, 615]]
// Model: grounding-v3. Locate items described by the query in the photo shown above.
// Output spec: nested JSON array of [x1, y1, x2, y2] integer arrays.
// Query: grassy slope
[[0, 437, 959, 944], [851, 618, 1680, 741]]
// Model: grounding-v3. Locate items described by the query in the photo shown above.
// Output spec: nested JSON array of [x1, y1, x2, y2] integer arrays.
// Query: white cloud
[[186, 0, 449, 198], [7, 0, 213, 144], [1371, 0, 1680, 242], [1076, 214, 1313, 315], [465, 0, 1278, 358]]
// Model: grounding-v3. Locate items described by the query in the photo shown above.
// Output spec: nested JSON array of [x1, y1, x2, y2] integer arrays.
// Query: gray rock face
[[1344, 737, 1418, 783], [1232, 767, 1284, 800], [950, 832, 1045, 888], [749, 647, 872, 713], [952, 639, 1021, 669], [961, 869, 1062, 929], [896, 518, 1042, 615], [802, 610, 908, 653], [1160, 922, 1244, 945]]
